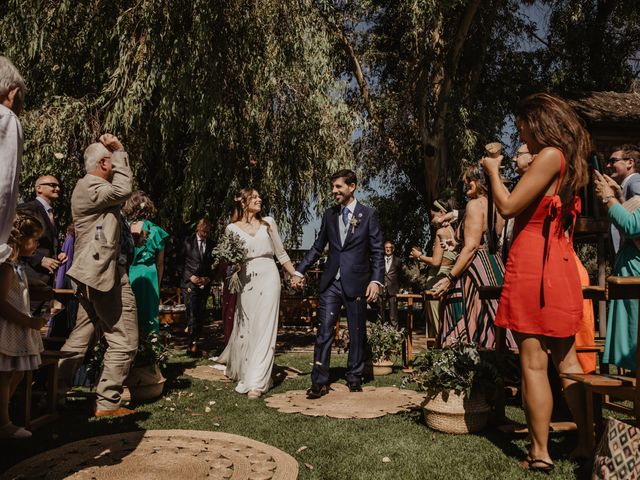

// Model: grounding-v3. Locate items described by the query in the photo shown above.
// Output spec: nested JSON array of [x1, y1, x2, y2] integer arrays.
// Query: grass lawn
[[2, 351, 589, 479]]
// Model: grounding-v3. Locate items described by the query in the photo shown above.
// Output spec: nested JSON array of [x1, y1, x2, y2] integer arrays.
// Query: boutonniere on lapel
[[349, 213, 362, 234]]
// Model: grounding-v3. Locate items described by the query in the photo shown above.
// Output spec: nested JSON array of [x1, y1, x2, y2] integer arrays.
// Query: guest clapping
[[482, 93, 591, 468], [411, 199, 457, 339], [594, 169, 640, 372], [430, 166, 505, 349], [123, 191, 169, 338]]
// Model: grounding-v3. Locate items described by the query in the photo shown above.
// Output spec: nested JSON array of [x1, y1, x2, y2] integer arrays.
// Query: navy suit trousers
[[312, 278, 367, 385]]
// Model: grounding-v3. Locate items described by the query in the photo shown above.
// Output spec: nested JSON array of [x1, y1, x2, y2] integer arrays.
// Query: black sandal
[[521, 457, 555, 474]]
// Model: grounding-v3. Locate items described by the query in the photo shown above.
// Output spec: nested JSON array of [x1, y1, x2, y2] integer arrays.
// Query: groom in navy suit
[[293, 169, 384, 398]]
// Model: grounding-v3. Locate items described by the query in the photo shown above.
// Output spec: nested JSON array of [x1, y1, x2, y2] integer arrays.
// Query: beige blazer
[[67, 151, 132, 292]]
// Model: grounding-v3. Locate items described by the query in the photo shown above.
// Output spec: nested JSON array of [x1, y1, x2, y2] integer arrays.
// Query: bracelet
[[444, 272, 456, 282], [601, 195, 614, 204]]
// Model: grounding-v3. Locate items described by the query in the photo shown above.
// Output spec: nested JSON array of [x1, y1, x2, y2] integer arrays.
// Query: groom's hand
[[365, 282, 380, 303], [291, 275, 305, 289]]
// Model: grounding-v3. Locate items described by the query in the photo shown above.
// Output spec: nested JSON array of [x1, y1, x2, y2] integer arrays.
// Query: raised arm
[[483, 147, 561, 218], [608, 204, 640, 238], [90, 151, 133, 208]]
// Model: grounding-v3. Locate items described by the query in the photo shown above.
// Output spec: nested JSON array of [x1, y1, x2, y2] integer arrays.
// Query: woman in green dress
[[123, 191, 169, 339], [594, 169, 640, 371]]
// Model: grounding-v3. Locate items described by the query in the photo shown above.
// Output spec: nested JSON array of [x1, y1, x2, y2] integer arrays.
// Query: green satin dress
[[129, 220, 169, 338]]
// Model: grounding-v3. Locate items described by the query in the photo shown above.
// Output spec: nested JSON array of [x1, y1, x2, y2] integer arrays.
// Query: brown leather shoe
[[94, 407, 136, 418], [188, 343, 201, 357]]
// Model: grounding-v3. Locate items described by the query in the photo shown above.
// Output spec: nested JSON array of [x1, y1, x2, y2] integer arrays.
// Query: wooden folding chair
[[562, 275, 640, 452]]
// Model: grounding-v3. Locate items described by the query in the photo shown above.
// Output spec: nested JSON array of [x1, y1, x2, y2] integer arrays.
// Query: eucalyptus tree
[[0, 0, 356, 242]]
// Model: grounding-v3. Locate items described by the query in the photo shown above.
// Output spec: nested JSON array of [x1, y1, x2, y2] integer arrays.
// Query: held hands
[[290, 275, 305, 289], [57, 252, 68, 264], [365, 282, 380, 303]]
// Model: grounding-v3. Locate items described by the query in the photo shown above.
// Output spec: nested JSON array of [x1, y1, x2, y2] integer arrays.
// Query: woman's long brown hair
[[230, 188, 270, 230], [516, 93, 591, 200]]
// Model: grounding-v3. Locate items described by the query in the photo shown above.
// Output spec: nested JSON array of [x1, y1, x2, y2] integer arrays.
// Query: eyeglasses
[[607, 157, 631, 164], [38, 183, 60, 189]]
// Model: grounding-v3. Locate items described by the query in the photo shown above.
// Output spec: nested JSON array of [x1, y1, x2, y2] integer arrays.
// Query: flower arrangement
[[212, 231, 248, 294], [404, 342, 500, 398], [366, 321, 404, 363], [134, 330, 172, 368]]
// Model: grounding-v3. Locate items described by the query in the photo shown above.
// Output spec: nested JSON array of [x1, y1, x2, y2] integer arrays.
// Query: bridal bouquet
[[213, 231, 248, 294]]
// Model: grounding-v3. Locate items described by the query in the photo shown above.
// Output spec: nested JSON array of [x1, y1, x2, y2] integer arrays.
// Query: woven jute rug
[[265, 384, 424, 419], [184, 365, 232, 382], [184, 365, 301, 383], [1, 430, 298, 480]]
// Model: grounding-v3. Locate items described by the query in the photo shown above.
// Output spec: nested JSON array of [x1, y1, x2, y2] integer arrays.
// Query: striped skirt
[[439, 249, 510, 349]]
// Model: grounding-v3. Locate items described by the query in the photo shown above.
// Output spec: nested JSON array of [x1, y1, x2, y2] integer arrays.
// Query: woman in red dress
[[482, 93, 591, 472]]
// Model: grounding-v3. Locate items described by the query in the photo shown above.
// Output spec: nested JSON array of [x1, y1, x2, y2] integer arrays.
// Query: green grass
[[3, 352, 589, 479]]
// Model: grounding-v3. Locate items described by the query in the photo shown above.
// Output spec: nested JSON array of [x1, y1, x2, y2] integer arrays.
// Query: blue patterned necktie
[[342, 207, 350, 227]]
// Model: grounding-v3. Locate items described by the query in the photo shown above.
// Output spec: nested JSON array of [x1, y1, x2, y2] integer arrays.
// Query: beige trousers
[[58, 267, 138, 410]]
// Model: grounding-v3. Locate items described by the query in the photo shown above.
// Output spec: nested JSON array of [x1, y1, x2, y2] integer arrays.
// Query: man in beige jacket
[[58, 134, 138, 417]]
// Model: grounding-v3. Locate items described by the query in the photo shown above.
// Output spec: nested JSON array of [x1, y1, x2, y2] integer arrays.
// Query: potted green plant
[[366, 321, 404, 376], [123, 330, 171, 401], [405, 342, 500, 434]]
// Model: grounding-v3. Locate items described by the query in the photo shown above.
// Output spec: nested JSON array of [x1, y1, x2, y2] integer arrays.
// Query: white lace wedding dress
[[215, 217, 290, 393]]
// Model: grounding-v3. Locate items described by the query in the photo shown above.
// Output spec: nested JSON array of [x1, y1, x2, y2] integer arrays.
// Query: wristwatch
[[601, 195, 614, 204], [444, 271, 456, 282]]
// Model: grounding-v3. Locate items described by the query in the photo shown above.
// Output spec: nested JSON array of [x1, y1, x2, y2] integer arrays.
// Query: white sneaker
[[0, 422, 32, 439]]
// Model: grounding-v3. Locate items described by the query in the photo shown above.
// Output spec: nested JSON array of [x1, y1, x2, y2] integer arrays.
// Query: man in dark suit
[[293, 169, 384, 398], [178, 218, 214, 356], [19, 175, 67, 310], [382, 240, 402, 328]]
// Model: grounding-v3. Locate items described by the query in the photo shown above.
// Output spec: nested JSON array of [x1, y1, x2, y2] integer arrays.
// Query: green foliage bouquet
[[213, 231, 248, 294], [366, 321, 405, 362], [405, 342, 500, 398]]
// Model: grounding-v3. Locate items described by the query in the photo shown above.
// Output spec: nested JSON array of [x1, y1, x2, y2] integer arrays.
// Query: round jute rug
[[184, 365, 301, 383], [1, 430, 298, 480], [265, 384, 425, 419], [184, 365, 231, 382]]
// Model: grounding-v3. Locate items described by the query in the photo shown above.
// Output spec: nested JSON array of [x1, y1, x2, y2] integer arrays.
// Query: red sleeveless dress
[[495, 153, 582, 337]]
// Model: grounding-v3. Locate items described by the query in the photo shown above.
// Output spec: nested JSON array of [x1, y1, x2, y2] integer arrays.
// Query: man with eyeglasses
[[604, 145, 640, 252], [18, 176, 68, 298]]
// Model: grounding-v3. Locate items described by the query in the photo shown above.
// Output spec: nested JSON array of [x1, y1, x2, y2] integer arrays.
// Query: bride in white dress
[[215, 188, 297, 399]]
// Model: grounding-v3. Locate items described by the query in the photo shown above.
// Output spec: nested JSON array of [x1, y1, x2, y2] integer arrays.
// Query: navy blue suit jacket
[[297, 202, 384, 298]]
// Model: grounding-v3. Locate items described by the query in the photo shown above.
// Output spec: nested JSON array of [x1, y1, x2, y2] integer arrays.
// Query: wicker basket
[[372, 359, 394, 376], [124, 364, 166, 401], [422, 389, 491, 434]]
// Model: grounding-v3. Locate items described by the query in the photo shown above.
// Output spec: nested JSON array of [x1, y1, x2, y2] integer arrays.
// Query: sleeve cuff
[[294, 271, 304, 278]]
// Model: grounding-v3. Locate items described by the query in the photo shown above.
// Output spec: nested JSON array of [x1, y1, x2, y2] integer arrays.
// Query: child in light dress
[[0, 213, 46, 439]]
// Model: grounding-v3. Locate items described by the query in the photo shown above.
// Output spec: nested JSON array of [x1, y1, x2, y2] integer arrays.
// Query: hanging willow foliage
[[0, 0, 357, 243]]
